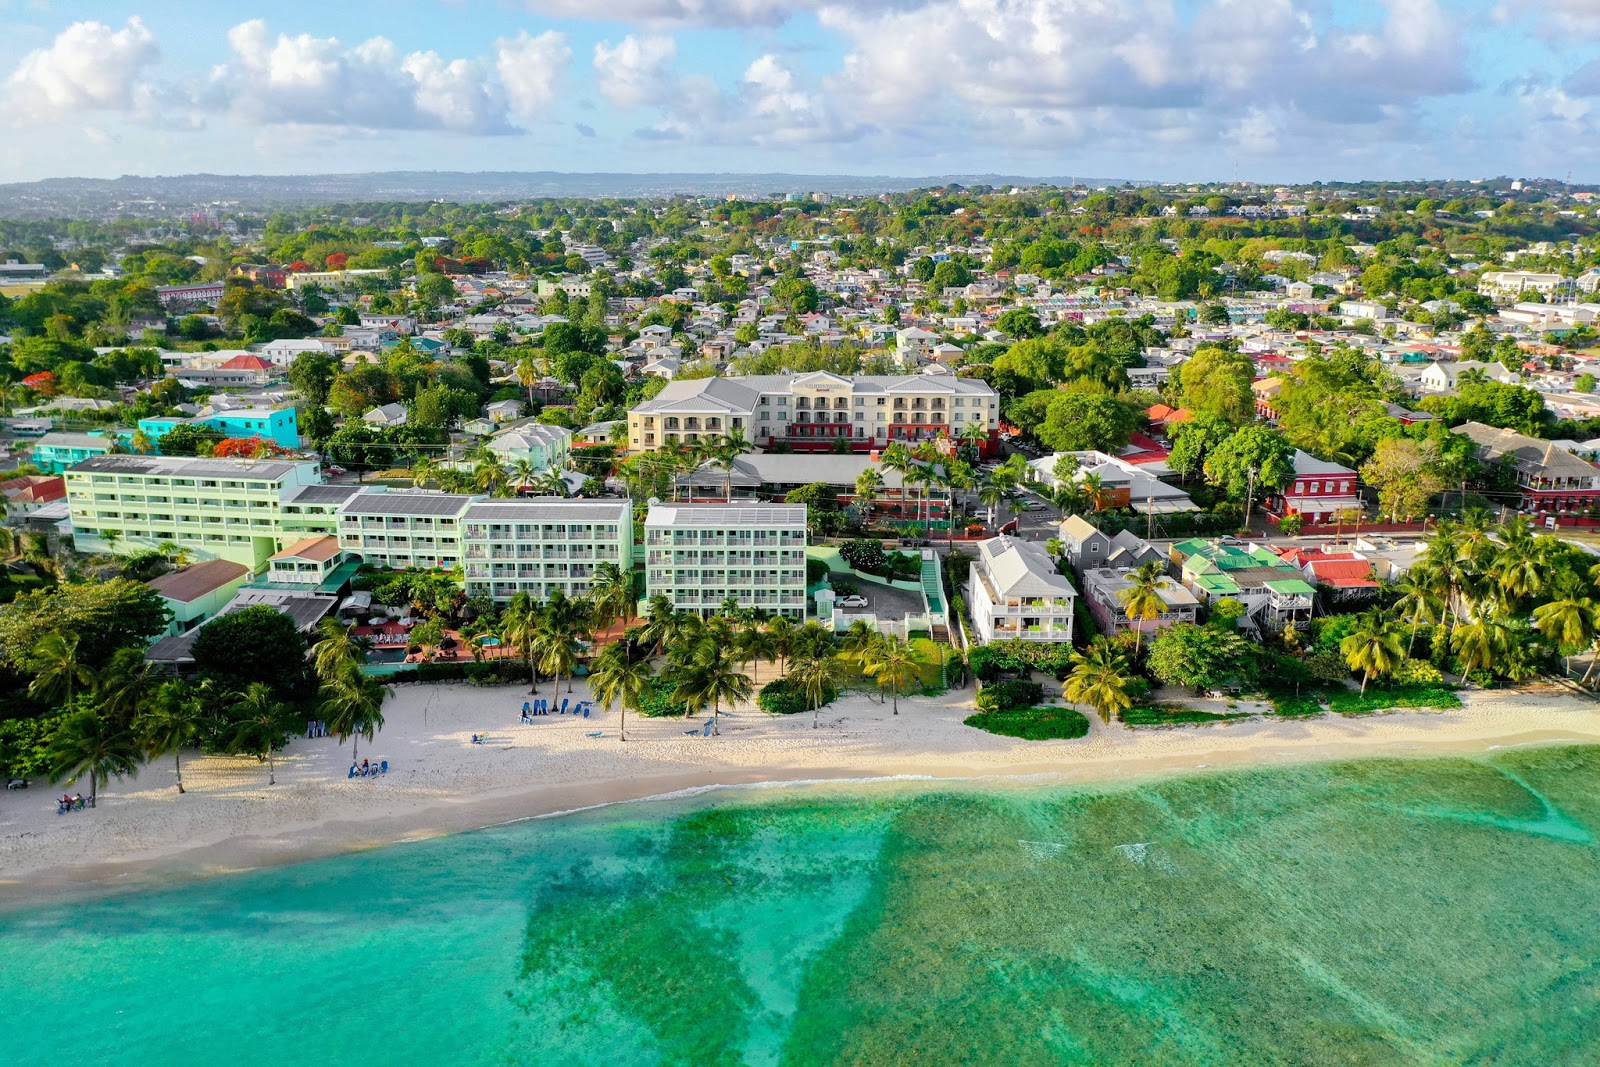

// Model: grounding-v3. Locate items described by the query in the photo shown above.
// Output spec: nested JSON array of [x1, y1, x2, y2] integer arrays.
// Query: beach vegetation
[[46, 707, 141, 808], [135, 681, 204, 794], [1326, 684, 1462, 716], [229, 683, 296, 786], [320, 674, 391, 762], [1119, 703, 1250, 727], [668, 635, 754, 734], [860, 635, 928, 715], [193, 605, 311, 697], [1146, 623, 1260, 693], [1340, 611, 1406, 696], [589, 642, 654, 742], [0, 577, 170, 678], [757, 675, 838, 716], [975, 680, 1044, 715], [1065, 638, 1140, 723], [963, 705, 1090, 740]]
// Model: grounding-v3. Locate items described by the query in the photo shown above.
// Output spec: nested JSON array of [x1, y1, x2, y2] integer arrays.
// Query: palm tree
[[942, 459, 976, 551], [474, 455, 509, 496], [537, 590, 586, 693], [500, 593, 543, 695], [669, 639, 753, 735], [96, 646, 156, 728], [1487, 522, 1555, 610], [321, 674, 390, 762], [1117, 561, 1168, 657], [1065, 638, 1136, 724], [516, 355, 540, 409], [788, 646, 845, 730], [1340, 611, 1405, 696], [880, 441, 917, 525], [978, 475, 1009, 532], [589, 562, 635, 637], [734, 625, 780, 685], [507, 458, 537, 494], [766, 614, 797, 674], [1054, 480, 1091, 517], [1081, 472, 1113, 512], [589, 642, 654, 742], [47, 709, 142, 808], [230, 683, 292, 785], [128, 429, 156, 455], [862, 634, 925, 715], [29, 631, 94, 708], [709, 429, 750, 502], [136, 680, 203, 794], [1533, 597, 1599, 681], [1450, 617, 1512, 687], [410, 456, 438, 489], [1389, 572, 1444, 657], [854, 467, 884, 528], [312, 617, 365, 686]]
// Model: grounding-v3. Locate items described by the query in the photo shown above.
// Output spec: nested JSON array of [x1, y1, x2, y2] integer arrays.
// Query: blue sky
[[2, 0, 1599, 184]]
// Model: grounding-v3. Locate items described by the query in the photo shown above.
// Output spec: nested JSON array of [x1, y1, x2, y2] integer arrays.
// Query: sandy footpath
[[4, 674, 1599, 906]]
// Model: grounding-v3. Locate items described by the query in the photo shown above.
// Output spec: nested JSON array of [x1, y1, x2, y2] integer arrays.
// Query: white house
[[362, 403, 409, 428], [967, 536, 1077, 644]]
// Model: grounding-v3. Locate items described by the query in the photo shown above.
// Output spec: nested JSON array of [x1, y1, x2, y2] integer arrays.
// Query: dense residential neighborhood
[[7, 176, 1600, 795]]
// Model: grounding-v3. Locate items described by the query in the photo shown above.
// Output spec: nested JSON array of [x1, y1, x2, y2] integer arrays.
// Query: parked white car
[[836, 594, 868, 608]]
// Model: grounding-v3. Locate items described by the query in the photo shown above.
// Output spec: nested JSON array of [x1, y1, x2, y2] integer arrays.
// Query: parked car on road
[[837, 595, 868, 608]]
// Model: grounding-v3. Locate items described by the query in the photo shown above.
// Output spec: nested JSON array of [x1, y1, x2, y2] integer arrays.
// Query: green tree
[[861, 634, 926, 715], [1037, 394, 1139, 453], [1147, 623, 1257, 692], [321, 674, 390, 762], [230, 682, 294, 785], [136, 680, 203, 794], [191, 606, 308, 694], [1177, 346, 1255, 422], [1116, 561, 1169, 657], [1533, 597, 1599, 681], [787, 644, 845, 730], [47, 708, 141, 808], [1064, 637, 1136, 723], [1202, 425, 1295, 505], [1361, 438, 1448, 523], [0, 579, 170, 675], [28, 631, 96, 708], [589, 642, 654, 742], [670, 638, 753, 735], [499, 593, 543, 695], [1339, 611, 1405, 696]]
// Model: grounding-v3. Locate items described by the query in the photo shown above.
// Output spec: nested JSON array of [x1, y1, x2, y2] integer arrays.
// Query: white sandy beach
[[4, 674, 1599, 905]]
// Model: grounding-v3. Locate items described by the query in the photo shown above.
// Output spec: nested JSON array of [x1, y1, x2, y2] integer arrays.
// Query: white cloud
[[816, 0, 1470, 154], [496, 30, 572, 122], [3, 16, 160, 123], [207, 19, 570, 134], [1496, 0, 1600, 39], [523, 0, 909, 27], [593, 35, 679, 109]]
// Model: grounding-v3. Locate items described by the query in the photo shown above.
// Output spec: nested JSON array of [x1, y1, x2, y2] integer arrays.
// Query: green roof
[[1264, 578, 1315, 595]]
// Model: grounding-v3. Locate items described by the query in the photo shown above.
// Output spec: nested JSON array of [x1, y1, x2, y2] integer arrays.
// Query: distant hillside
[[0, 170, 1135, 218]]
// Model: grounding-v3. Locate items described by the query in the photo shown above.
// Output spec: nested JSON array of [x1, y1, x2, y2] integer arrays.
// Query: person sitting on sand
[[73, 793, 85, 810]]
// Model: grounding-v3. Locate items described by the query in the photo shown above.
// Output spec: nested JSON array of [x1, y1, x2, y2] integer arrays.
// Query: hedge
[[400, 658, 535, 686], [975, 680, 1043, 715], [758, 676, 838, 715], [1120, 704, 1251, 727], [964, 706, 1090, 741]]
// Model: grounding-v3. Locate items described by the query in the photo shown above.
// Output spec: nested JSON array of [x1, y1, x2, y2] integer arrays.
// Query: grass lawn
[[1266, 693, 1327, 718], [1119, 703, 1252, 727], [964, 705, 1090, 740]]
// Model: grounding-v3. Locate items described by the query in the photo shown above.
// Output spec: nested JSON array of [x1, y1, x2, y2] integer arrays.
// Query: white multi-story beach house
[[967, 535, 1078, 644], [461, 499, 633, 603]]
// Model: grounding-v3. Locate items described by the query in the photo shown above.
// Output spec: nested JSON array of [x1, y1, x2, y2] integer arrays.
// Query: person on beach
[[74, 793, 85, 811]]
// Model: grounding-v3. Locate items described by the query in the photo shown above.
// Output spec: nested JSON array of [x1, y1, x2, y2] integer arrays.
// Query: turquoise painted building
[[139, 407, 300, 450], [31, 431, 114, 473]]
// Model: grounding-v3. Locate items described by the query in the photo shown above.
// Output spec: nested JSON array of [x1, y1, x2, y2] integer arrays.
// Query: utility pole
[[1147, 485, 1155, 541], [1244, 465, 1257, 536]]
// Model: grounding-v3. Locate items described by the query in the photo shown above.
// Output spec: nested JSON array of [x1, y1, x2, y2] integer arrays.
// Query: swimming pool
[[478, 636, 501, 647], [366, 647, 408, 664]]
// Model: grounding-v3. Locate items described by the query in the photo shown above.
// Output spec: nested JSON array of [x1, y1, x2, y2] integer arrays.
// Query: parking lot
[[833, 577, 929, 622]]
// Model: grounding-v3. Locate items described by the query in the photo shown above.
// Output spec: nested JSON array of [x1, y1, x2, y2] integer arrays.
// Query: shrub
[[1119, 704, 1250, 727], [636, 676, 689, 717], [964, 706, 1090, 740], [830, 578, 859, 597], [1392, 658, 1444, 686], [758, 675, 838, 715], [1268, 694, 1325, 718], [976, 679, 1044, 714], [1326, 684, 1461, 716], [805, 558, 832, 585], [840, 538, 887, 574]]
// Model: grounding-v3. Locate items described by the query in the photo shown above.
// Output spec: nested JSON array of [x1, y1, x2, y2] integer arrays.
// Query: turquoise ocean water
[[4, 746, 1600, 1066]]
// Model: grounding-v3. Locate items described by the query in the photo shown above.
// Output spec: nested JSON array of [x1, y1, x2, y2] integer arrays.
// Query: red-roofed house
[[1, 475, 66, 516], [1118, 433, 1171, 465], [216, 353, 281, 384], [1146, 405, 1193, 435], [1272, 547, 1378, 604]]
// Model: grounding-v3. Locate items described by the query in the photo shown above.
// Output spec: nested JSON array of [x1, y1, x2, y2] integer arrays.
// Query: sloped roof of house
[[272, 535, 342, 563], [147, 559, 250, 603], [1453, 421, 1600, 480], [977, 536, 1078, 599]]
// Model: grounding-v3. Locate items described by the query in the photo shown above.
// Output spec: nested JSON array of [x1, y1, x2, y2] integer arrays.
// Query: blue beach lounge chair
[[380, 760, 388, 774], [702, 719, 714, 737], [585, 731, 602, 738]]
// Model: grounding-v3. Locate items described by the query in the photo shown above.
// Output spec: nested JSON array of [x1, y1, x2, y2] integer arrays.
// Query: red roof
[[1304, 559, 1378, 586], [0, 475, 66, 505], [220, 354, 273, 371]]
